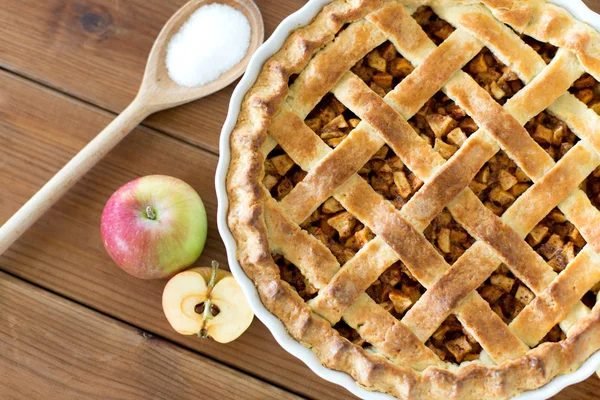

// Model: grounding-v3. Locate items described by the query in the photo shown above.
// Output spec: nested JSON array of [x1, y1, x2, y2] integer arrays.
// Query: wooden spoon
[[0, 0, 264, 255]]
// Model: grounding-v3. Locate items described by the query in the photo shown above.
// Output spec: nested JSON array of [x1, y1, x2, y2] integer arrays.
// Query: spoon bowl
[[142, 0, 265, 110], [0, 0, 264, 255]]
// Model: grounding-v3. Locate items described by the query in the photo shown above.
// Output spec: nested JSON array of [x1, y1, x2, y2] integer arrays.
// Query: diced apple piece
[[490, 274, 515, 293], [490, 81, 506, 100], [515, 285, 535, 305], [511, 183, 530, 197], [426, 114, 457, 138], [271, 154, 295, 176], [322, 197, 344, 214], [326, 136, 347, 148], [489, 187, 515, 206], [480, 284, 504, 304], [393, 170, 413, 199], [263, 175, 279, 191], [348, 118, 361, 128], [532, 125, 553, 145], [515, 168, 530, 182], [468, 53, 488, 74], [327, 212, 357, 239], [434, 139, 458, 159], [373, 73, 394, 89], [437, 228, 451, 253], [367, 51, 387, 72], [447, 128, 467, 147], [389, 58, 414, 77], [527, 224, 549, 246], [355, 226, 374, 248], [389, 290, 413, 314], [498, 170, 518, 191], [469, 181, 487, 195], [322, 114, 348, 132], [445, 336, 473, 363]]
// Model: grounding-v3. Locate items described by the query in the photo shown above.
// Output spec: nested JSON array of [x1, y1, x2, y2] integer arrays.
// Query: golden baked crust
[[226, 1, 600, 398]]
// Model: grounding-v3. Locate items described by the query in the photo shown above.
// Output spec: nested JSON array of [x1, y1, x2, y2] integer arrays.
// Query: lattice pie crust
[[227, 1, 600, 398]]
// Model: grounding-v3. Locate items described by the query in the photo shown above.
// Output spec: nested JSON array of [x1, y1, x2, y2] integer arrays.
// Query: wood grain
[[0, 0, 265, 256], [1, 0, 600, 399], [0, 0, 304, 154], [0, 69, 343, 400], [0, 271, 301, 400]]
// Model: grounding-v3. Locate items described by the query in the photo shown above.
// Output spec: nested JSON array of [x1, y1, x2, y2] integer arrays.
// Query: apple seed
[[194, 303, 220, 316]]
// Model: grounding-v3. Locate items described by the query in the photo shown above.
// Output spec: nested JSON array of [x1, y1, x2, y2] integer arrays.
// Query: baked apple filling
[[583, 166, 600, 210], [263, 146, 306, 200], [570, 73, 600, 113], [304, 93, 361, 149], [525, 111, 579, 161], [301, 198, 374, 265], [522, 34, 558, 64], [366, 261, 425, 320], [528, 208, 586, 272], [413, 6, 455, 46], [367, 261, 482, 363], [415, 6, 524, 106], [463, 48, 524, 105], [478, 264, 534, 322], [426, 316, 483, 363], [408, 91, 479, 160], [333, 320, 373, 348], [478, 261, 566, 344], [470, 151, 531, 217], [358, 145, 423, 211], [273, 254, 318, 301], [351, 41, 415, 97], [424, 209, 475, 264]]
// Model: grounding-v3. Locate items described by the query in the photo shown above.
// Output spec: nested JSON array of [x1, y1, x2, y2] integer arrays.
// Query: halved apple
[[162, 261, 253, 343]]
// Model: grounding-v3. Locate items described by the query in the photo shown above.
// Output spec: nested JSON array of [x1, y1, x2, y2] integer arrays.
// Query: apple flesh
[[162, 261, 254, 343], [101, 175, 207, 279]]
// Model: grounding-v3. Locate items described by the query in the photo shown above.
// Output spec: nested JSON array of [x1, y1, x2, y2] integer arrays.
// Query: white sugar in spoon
[[0, 0, 264, 255]]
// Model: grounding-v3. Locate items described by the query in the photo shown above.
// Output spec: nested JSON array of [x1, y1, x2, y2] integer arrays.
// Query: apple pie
[[226, 1, 600, 398]]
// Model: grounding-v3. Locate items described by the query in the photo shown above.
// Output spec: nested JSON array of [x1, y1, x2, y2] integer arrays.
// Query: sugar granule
[[166, 4, 251, 87]]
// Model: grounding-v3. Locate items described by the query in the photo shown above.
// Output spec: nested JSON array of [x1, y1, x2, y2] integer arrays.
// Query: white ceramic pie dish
[[215, 1, 600, 398]]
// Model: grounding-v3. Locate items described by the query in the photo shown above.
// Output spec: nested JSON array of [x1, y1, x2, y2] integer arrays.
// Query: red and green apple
[[101, 175, 207, 279]]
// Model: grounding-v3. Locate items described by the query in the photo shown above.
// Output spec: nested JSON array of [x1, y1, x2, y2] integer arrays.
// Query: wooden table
[[1, 1, 599, 399]]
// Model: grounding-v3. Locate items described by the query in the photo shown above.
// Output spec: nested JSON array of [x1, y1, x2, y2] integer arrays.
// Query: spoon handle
[[0, 96, 151, 255]]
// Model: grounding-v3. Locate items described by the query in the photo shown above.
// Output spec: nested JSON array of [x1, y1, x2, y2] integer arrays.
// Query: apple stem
[[198, 261, 220, 339], [208, 260, 219, 290], [145, 206, 157, 220]]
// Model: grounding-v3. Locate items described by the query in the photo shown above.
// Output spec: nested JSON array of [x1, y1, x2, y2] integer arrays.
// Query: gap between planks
[[0, 65, 221, 158], [0, 268, 307, 400], [0, 270, 303, 400]]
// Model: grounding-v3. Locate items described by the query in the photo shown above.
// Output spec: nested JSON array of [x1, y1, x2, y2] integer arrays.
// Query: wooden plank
[[0, 73, 596, 400], [0, 0, 305, 154], [0, 271, 302, 400], [554, 375, 600, 400], [0, 70, 347, 400]]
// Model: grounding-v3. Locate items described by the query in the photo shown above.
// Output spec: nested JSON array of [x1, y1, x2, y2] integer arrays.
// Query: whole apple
[[101, 175, 207, 279]]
